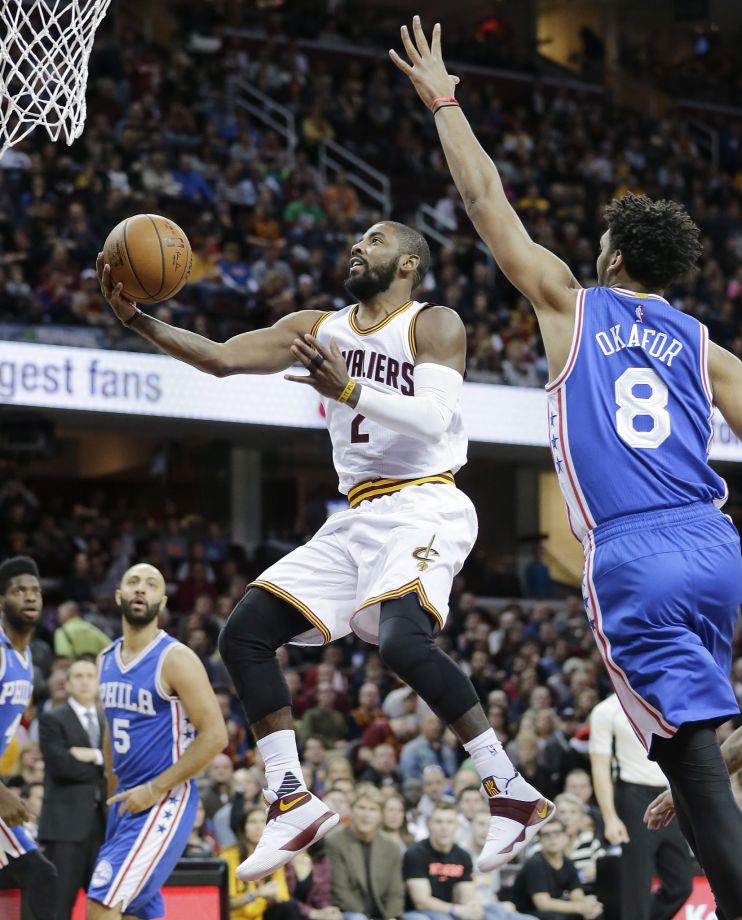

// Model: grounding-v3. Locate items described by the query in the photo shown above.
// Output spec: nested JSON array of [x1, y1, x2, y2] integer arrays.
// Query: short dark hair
[[0, 556, 40, 595], [385, 221, 431, 287], [604, 193, 703, 289]]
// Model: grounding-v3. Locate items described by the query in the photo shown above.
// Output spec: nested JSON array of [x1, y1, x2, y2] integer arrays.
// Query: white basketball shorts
[[253, 478, 478, 645]]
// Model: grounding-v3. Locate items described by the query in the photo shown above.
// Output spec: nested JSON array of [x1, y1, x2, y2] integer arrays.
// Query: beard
[[345, 256, 399, 300], [2, 604, 38, 635], [119, 597, 160, 627]]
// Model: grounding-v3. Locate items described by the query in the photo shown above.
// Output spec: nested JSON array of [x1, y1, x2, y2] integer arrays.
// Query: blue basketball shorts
[[582, 501, 742, 752], [87, 780, 196, 919], [0, 820, 36, 867]]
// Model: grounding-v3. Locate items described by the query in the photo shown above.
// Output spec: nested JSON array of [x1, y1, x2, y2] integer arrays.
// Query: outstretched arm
[[96, 253, 323, 376], [708, 340, 742, 440], [390, 18, 579, 314]]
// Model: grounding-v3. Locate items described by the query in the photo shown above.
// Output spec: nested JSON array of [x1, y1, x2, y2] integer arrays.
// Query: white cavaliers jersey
[[311, 300, 468, 495]]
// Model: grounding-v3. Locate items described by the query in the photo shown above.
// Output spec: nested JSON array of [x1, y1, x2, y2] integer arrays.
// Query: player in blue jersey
[[0, 556, 58, 919], [87, 563, 227, 920], [393, 17, 742, 920]]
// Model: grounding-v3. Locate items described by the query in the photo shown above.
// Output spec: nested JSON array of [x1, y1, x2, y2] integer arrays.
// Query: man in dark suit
[[38, 656, 107, 920], [325, 786, 404, 920]]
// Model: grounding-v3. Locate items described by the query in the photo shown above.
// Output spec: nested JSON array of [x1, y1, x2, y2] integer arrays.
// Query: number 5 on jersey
[[112, 717, 131, 753]]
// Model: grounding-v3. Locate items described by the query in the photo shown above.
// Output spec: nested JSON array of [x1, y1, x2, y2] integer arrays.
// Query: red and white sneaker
[[477, 777, 555, 872], [236, 789, 339, 882]]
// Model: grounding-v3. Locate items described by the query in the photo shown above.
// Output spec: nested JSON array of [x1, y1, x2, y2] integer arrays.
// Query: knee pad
[[378, 594, 478, 724], [216, 587, 307, 724]]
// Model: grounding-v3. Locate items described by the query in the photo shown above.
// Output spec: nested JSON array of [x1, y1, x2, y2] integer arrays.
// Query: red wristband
[[429, 96, 459, 112]]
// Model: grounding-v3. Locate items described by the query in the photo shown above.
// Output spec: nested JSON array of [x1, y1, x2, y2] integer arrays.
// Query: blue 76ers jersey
[[547, 286, 727, 541], [0, 626, 33, 757], [99, 631, 195, 789]]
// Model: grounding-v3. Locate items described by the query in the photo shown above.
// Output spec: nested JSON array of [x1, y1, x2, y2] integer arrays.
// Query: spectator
[[524, 546, 552, 600], [285, 840, 341, 920], [300, 683, 349, 748], [359, 743, 402, 789], [52, 601, 110, 660], [349, 683, 386, 741], [510, 820, 603, 920], [381, 793, 414, 853], [400, 715, 458, 780], [302, 736, 329, 795], [184, 797, 218, 857], [325, 786, 405, 920], [409, 766, 455, 841], [201, 752, 235, 820], [402, 801, 480, 920], [222, 806, 294, 920], [20, 781, 44, 840], [464, 811, 538, 920], [60, 554, 94, 605], [563, 771, 603, 841], [454, 787, 488, 847]]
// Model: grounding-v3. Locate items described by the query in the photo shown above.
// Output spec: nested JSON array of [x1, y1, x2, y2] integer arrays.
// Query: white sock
[[256, 730, 307, 795], [463, 728, 535, 799]]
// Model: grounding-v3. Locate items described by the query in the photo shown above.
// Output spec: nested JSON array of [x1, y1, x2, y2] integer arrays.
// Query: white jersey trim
[[103, 781, 192, 910], [114, 630, 167, 674], [545, 288, 586, 392], [584, 530, 676, 750], [154, 641, 179, 702]]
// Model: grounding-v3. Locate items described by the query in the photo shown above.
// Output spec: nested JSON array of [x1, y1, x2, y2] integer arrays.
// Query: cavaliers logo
[[412, 535, 439, 571], [483, 777, 501, 798]]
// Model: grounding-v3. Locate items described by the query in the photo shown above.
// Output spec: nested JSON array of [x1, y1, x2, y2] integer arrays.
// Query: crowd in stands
[[2, 470, 742, 917], [0, 5, 740, 388]]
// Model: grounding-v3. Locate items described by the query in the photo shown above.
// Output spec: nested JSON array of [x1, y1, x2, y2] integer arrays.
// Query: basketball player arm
[[390, 19, 579, 314], [107, 647, 227, 815], [96, 260, 322, 375], [286, 308, 464, 443], [708, 341, 742, 440], [646, 725, 742, 830], [589, 753, 629, 844]]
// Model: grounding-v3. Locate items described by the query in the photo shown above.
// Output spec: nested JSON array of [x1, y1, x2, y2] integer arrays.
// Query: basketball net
[[0, 0, 112, 158]]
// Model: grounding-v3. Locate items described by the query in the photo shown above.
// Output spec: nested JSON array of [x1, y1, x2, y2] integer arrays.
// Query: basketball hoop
[[0, 0, 112, 158]]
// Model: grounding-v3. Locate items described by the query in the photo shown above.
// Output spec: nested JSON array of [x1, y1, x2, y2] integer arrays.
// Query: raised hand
[[284, 334, 354, 402], [389, 16, 460, 108]]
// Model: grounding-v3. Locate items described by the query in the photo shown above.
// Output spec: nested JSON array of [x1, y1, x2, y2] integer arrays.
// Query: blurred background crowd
[[0, 1, 739, 386], [2, 466, 742, 918]]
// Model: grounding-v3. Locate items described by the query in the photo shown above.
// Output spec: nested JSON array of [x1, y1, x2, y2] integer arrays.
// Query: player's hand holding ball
[[96, 252, 139, 325], [389, 16, 460, 109], [97, 213, 192, 325]]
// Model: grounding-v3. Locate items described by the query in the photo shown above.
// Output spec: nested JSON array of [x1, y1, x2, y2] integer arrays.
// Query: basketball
[[102, 213, 192, 304]]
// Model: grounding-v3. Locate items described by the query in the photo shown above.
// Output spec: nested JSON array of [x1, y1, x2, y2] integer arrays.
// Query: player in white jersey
[[0, 557, 58, 919], [97, 220, 554, 883]]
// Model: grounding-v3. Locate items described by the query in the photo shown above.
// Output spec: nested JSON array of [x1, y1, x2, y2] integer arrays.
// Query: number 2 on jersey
[[614, 367, 671, 449], [351, 414, 369, 444]]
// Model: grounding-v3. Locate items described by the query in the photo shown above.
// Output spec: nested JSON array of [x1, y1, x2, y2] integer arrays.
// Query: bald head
[[116, 563, 167, 627]]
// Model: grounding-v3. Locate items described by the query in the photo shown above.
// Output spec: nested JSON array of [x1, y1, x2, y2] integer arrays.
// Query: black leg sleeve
[[217, 587, 309, 725], [378, 593, 478, 725], [653, 723, 742, 920]]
